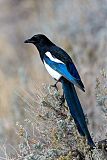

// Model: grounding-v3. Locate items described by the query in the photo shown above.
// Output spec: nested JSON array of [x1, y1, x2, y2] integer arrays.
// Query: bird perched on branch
[[24, 34, 95, 147]]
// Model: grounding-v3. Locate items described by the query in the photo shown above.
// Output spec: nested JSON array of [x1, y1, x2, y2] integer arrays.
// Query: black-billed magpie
[[24, 34, 95, 147]]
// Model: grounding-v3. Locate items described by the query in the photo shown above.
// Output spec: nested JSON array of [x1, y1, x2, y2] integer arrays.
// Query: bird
[[24, 34, 95, 147]]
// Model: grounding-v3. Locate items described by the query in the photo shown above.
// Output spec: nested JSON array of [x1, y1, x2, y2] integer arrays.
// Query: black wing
[[49, 45, 85, 91]]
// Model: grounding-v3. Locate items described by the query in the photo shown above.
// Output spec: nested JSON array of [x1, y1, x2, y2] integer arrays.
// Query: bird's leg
[[59, 92, 65, 105], [50, 80, 59, 91]]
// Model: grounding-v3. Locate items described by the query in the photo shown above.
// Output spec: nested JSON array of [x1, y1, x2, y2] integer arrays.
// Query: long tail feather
[[61, 78, 95, 147]]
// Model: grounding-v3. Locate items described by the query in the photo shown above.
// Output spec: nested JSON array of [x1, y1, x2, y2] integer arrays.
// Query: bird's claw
[[50, 84, 58, 91]]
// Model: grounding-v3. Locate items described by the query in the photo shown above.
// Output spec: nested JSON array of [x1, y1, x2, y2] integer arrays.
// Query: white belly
[[44, 61, 62, 80]]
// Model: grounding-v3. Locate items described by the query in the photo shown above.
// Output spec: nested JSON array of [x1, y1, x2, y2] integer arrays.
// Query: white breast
[[44, 61, 62, 80], [44, 52, 64, 80]]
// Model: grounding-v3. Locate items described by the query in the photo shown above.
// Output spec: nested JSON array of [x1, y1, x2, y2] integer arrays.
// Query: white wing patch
[[45, 52, 64, 64], [44, 61, 62, 80], [44, 52, 63, 80]]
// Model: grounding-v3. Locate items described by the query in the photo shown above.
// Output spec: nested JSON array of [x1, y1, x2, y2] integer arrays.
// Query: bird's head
[[24, 34, 53, 47]]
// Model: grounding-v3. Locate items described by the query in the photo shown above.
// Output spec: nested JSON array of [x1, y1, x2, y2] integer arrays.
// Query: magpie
[[24, 34, 95, 147]]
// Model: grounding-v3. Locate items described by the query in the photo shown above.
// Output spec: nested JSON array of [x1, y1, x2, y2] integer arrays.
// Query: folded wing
[[44, 55, 85, 91]]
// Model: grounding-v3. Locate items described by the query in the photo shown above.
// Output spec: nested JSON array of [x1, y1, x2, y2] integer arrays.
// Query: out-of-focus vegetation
[[0, 0, 107, 159], [1, 85, 107, 159]]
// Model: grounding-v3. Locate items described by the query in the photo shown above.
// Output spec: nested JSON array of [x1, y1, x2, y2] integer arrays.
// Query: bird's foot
[[50, 83, 58, 91]]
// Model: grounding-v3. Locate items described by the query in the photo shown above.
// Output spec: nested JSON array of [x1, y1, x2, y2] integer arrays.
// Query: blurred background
[[0, 0, 107, 150]]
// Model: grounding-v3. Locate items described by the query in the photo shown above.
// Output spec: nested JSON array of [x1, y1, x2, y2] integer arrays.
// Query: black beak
[[24, 38, 35, 43], [24, 39, 31, 43]]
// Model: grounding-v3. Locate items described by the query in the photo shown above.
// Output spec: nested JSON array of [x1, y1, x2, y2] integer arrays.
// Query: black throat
[[34, 40, 54, 61]]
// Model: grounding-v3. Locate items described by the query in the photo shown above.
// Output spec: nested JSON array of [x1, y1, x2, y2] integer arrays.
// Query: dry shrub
[[1, 78, 106, 159]]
